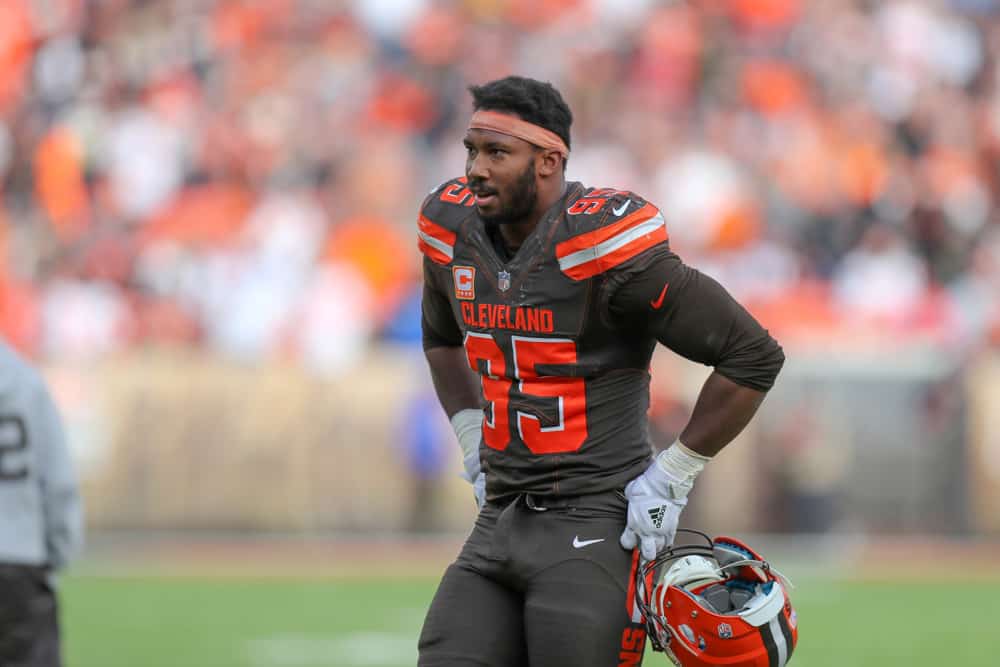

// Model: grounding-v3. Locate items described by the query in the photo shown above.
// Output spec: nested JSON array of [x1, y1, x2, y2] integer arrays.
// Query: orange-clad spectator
[[145, 71, 203, 128], [0, 208, 40, 356], [323, 215, 416, 324], [141, 184, 255, 249], [770, 110, 860, 215], [922, 145, 977, 197], [631, 4, 703, 108], [0, 276, 40, 358], [33, 127, 90, 241], [366, 72, 438, 134], [406, 7, 466, 67], [730, 0, 800, 32], [742, 281, 839, 344], [506, 0, 583, 30], [0, 0, 33, 114], [652, 147, 758, 253], [830, 106, 892, 207], [710, 204, 761, 252], [212, 1, 270, 52], [0, 208, 41, 356], [838, 141, 890, 207], [741, 60, 809, 117]]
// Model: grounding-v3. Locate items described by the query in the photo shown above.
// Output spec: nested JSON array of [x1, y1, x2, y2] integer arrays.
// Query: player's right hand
[[461, 449, 486, 509], [452, 409, 486, 510], [471, 471, 486, 509]]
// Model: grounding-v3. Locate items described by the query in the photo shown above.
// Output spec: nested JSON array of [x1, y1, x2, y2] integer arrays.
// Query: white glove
[[471, 470, 486, 509], [452, 409, 486, 509], [620, 441, 710, 560]]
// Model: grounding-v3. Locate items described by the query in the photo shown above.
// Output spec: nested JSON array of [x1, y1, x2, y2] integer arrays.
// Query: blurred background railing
[[2, 0, 999, 538], [43, 343, 1000, 537]]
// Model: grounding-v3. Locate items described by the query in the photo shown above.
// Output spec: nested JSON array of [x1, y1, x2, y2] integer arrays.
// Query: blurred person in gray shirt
[[0, 341, 83, 667]]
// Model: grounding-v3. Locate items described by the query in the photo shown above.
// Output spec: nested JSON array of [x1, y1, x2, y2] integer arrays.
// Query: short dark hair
[[469, 76, 573, 156]]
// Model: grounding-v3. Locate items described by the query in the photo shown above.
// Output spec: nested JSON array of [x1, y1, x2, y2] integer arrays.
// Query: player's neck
[[497, 179, 567, 251]]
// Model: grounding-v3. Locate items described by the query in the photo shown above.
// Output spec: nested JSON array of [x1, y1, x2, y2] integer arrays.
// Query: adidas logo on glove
[[647, 505, 667, 529]]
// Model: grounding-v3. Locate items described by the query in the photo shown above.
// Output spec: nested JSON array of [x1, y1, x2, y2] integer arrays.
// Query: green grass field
[[61, 573, 1000, 667]]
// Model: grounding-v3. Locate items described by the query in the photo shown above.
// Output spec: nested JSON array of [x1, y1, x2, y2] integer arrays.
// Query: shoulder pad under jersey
[[417, 177, 476, 266], [556, 186, 668, 280]]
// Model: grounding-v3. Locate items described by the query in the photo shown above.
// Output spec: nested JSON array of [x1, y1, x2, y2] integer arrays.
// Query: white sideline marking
[[246, 632, 416, 666]]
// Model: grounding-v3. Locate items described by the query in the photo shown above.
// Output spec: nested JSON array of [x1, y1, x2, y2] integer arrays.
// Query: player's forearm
[[425, 345, 483, 418], [678, 371, 768, 458]]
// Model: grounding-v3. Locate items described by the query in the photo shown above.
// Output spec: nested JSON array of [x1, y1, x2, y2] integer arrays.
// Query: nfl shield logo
[[717, 623, 733, 639], [498, 270, 511, 292]]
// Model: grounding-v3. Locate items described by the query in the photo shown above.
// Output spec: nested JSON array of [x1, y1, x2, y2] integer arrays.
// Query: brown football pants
[[419, 490, 647, 666]]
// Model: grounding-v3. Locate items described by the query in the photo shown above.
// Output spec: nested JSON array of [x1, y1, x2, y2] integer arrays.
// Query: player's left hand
[[622, 455, 701, 560], [620, 443, 710, 560], [620, 475, 687, 560], [461, 448, 486, 509]]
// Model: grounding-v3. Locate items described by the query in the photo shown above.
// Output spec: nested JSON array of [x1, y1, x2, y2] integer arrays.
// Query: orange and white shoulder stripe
[[417, 213, 456, 265], [556, 202, 667, 280]]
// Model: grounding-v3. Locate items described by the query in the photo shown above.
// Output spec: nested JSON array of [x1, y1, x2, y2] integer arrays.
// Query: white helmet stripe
[[768, 616, 788, 667], [777, 610, 796, 662]]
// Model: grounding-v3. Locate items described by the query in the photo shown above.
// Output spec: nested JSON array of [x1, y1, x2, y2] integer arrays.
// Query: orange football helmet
[[635, 530, 798, 666]]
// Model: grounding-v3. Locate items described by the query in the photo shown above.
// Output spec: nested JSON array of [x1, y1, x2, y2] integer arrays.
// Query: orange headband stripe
[[468, 110, 569, 159]]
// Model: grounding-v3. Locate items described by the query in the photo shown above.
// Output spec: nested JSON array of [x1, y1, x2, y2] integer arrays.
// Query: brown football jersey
[[419, 177, 672, 498]]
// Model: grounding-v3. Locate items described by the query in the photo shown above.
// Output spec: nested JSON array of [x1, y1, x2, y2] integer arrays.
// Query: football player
[[0, 341, 83, 667], [417, 76, 784, 667]]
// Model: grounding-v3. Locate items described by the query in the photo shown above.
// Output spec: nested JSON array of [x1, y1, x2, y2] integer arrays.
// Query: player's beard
[[477, 162, 537, 225]]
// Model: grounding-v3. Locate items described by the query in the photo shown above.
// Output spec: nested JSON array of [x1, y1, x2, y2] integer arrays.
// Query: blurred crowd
[[2, 0, 1000, 372]]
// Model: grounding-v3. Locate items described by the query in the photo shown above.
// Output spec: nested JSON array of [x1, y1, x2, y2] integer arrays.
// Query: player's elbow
[[715, 335, 784, 392], [421, 320, 462, 353], [422, 335, 447, 353], [761, 339, 785, 389]]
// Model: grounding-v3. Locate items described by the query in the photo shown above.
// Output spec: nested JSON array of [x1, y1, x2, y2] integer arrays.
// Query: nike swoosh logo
[[572, 536, 606, 549], [650, 282, 670, 309], [612, 199, 631, 216]]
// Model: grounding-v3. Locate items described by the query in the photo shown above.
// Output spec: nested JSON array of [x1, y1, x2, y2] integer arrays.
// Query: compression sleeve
[[422, 258, 464, 350], [606, 246, 784, 391]]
